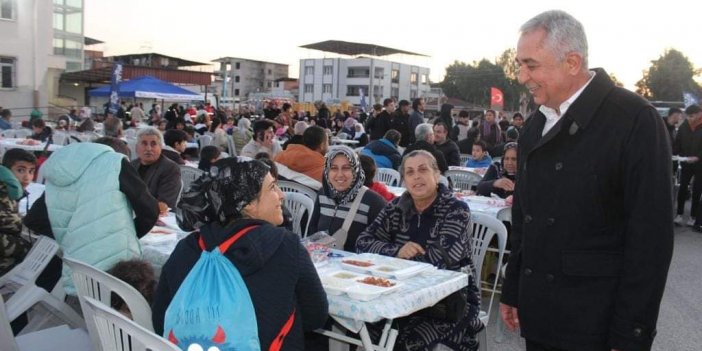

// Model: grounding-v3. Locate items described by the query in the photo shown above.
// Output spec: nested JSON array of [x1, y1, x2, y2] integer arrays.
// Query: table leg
[[329, 324, 350, 351]]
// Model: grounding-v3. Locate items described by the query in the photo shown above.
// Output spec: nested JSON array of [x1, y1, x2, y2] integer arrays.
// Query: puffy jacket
[[361, 139, 401, 170], [44, 143, 141, 293]]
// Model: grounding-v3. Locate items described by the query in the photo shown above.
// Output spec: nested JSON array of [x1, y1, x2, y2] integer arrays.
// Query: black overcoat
[[501, 68, 674, 351]]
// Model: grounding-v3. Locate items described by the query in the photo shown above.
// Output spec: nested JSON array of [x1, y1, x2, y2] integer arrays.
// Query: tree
[[608, 73, 624, 88], [635, 49, 702, 101], [440, 53, 526, 111]]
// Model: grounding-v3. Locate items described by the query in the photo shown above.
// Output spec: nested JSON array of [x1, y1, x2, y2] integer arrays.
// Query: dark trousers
[[676, 165, 702, 217], [526, 339, 609, 351]]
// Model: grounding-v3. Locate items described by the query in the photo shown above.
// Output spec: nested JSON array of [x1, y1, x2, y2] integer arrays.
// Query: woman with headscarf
[[152, 158, 328, 349], [353, 123, 368, 146], [308, 146, 386, 252], [477, 142, 517, 199], [232, 118, 252, 155]]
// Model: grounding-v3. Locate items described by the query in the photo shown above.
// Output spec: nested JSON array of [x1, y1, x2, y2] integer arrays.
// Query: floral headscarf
[[322, 146, 365, 205]]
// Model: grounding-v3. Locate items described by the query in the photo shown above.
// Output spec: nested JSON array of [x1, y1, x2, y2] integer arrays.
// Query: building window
[[267, 81, 272, 88], [234, 89, 240, 96], [421, 74, 428, 84], [410, 89, 418, 99], [323, 66, 333, 75], [347, 67, 370, 78], [304, 84, 313, 93], [1, 0, 16, 20], [235, 62, 240, 69], [323, 84, 332, 94], [391, 87, 399, 100], [305, 66, 314, 75], [410, 73, 418, 84], [391, 69, 399, 83], [235, 76, 240, 83], [373, 85, 381, 96], [346, 85, 368, 97], [267, 69, 272, 75], [53, 12, 64, 30], [374, 68, 384, 79], [1, 57, 16, 89]]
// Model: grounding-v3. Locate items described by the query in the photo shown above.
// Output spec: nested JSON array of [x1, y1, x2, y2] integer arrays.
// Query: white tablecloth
[[318, 251, 467, 332], [0, 138, 63, 154]]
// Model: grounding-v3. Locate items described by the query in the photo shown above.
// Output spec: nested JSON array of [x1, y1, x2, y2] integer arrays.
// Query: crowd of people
[[0, 8, 680, 351]]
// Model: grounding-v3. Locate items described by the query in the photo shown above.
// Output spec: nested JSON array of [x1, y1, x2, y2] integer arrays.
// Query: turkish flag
[[491, 87, 504, 110]]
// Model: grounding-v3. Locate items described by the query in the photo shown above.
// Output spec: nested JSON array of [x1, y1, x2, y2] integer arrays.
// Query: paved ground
[[484, 225, 702, 351]]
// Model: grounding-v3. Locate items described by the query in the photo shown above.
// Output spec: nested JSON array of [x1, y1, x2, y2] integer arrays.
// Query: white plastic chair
[[14, 129, 32, 139], [0, 129, 15, 138], [226, 134, 237, 156], [374, 168, 401, 187], [180, 165, 205, 193], [64, 257, 154, 350], [459, 153, 471, 166], [469, 212, 508, 351], [198, 134, 213, 150], [445, 169, 482, 192], [278, 180, 318, 203], [0, 295, 92, 351], [81, 297, 180, 351], [123, 128, 137, 139], [52, 132, 69, 146], [0, 236, 85, 329], [125, 138, 138, 160], [283, 192, 315, 237]]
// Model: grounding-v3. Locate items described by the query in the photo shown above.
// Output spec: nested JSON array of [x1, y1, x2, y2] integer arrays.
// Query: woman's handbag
[[415, 242, 467, 323]]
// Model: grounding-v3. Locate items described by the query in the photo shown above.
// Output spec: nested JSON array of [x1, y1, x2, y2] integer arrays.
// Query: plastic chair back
[[0, 236, 58, 292], [278, 180, 318, 202], [198, 134, 213, 149], [374, 168, 401, 187], [179, 165, 205, 193], [283, 192, 315, 237], [459, 153, 471, 165], [469, 212, 508, 327], [445, 169, 482, 191], [64, 257, 154, 331], [82, 297, 180, 351], [0, 295, 20, 351]]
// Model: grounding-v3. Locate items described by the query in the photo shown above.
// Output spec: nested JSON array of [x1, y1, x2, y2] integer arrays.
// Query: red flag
[[491, 87, 504, 110]]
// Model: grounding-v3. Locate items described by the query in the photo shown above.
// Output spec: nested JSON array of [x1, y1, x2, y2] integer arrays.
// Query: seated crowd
[[0, 99, 525, 350]]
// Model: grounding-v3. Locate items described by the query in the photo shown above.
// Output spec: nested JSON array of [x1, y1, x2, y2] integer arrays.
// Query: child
[[106, 259, 157, 319], [30, 119, 53, 142], [359, 154, 395, 201], [162, 129, 188, 165], [198, 145, 221, 172], [466, 140, 493, 168], [2, 148, 37, 190]]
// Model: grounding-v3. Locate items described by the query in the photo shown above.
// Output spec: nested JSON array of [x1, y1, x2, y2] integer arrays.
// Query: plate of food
[[340, 258, 376, 273], [345, 276, 402, 301], [351, 253, 435, 280]]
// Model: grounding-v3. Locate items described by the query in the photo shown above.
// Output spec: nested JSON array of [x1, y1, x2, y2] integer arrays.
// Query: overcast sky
[[85, 0, 702, 90]]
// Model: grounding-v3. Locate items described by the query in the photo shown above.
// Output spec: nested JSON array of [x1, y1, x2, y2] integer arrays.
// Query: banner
[[109, 62, 123, 114], [359, 88, 367, 112], [491, 87, 504, 110]]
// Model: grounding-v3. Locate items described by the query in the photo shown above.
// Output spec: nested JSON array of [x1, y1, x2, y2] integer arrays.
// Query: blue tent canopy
[[88, 75, 201, 101]]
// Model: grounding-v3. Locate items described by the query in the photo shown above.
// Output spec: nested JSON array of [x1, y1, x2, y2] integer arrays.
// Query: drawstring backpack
[[164, 225, 295, 351]]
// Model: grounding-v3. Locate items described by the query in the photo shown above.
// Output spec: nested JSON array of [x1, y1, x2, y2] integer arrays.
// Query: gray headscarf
[[322, 146, 365, 205]]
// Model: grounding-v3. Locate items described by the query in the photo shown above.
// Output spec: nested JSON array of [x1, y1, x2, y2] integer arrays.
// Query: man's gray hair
[[520, 10, 589, 69], [136, 126, 163, 145], [415, 123, 434, 142]]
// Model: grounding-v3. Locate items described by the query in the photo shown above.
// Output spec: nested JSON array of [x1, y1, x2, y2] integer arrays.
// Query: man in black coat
[[390, 99, 412, 147], [500, 10, 673, 351], [367, 98, 395, 141]]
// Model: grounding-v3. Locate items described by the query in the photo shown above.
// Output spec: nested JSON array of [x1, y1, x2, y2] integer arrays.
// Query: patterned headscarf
[[209, 157, 270, 222], [322, 146, 365, 205]]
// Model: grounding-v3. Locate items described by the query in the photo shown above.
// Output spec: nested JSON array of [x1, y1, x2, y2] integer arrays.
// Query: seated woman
[[308, 146, 386, 252], [476, 142, 517, 199], [356, 150, 482, 350], [152, 158, 328, 349]]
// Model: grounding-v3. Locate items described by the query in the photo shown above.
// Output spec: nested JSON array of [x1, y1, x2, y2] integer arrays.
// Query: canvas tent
[[88, 75, 201, 101]]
